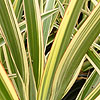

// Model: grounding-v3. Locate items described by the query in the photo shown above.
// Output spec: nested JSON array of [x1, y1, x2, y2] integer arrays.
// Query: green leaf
[[92, 43, 100, 50], [50, 3, 100, 100], [2, 45, 27, 100], [82, 60, 92, 72], [38, 0, 85, 100], [86, 49, 100, 75], [41, 8, 59, 20], [76, 70, 100, 100], [38, 0, 43, 13], [81, 9, 90, 16], [16, 8, 59, 33], [23, 0, 44, 88], [0, 36, 5, 47], [8, 74, 17, 79], [50, 0, 68, 34], [19, 21, 26, 33], [84, 83, 100, 100], [0, 0, 29, 99], [0, 21, 26, 49], [13, 0, 23, 18], [29, 66, 37, 100], [63, 56, 86, 98], [17, 3, 23, 23], [0, 47, 5, 64], [57, 0, 65, 17], [47, 33, 56, 46], [43, 0, 56, 48], [0, 20, 27, 47], [77, 16, 88, 29], [0, 62, 19, 100]]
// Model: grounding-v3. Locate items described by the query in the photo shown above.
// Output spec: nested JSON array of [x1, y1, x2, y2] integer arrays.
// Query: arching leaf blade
[[50, 3, 100, 100], [76, 70, 100, 100], [38, 0, 85, 100], [0, 62, 19, 100], [0, 0, 29, 99]]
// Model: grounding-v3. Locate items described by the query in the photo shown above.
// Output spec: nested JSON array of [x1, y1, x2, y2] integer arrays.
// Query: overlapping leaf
[[0, 63, 19, 100], [76, 70, 100, 100], [38, 0, 85, 100], [43, 0, 56, 48], [23, 0, 44, 88], [50, 3, 100, 100], [0, 0, 29, 99]]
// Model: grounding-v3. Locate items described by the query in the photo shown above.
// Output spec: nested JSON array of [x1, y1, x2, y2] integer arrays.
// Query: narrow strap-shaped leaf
[[43, 0, 56, 48], [0, 46, 5, 65], [81, 9, 90, 16], [13, 0, 22, 18], [47, 27, 78, 47], [38, 0, 43, 13], [86, 49, 100, 75], [55, 1, 78, 37], [57, 0, 65, 17], [50, 0, 69, 34], [17, 3, 23, 23], [47, 33, 56, 46], [0, 37, 5, 47], [41, 8, 59, 20], [18, 8, 59, 33], [84, 83, 100, 100], [50, 3, 100, 100], [0, 0, 29, 99], [92, 43, 100, 50], [76, 70, 100, 100], [2, 45, 28, 100], [19, 20, 26, 33], [0, 62, 19, 100], [8, 74, 17, 79], [82, 60, 92, 72], [23, 0, 44, 88], [77, 16, 88, 29], [63, 56, 86, 98], [59, 1, 90, 23], [29, 66, 37, 100], [0, 0, 29, 85], [38, 0, 85, 100], [0, 21, 26, 48]]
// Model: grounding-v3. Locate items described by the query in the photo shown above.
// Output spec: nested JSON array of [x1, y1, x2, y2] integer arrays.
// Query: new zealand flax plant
[[0, 0, 100, 100]]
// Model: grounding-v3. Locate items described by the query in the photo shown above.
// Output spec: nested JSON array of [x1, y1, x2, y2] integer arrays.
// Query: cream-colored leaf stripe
[[50, 2, 100, 100], [0, 62, 19, 100], [38, 0, 85, 100]]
